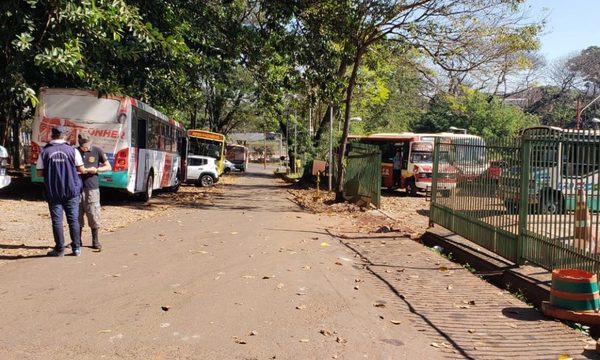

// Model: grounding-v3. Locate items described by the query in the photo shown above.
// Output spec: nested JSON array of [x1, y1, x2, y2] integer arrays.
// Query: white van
[[186, 155, 219, 187], [0, 145, 10, 189]]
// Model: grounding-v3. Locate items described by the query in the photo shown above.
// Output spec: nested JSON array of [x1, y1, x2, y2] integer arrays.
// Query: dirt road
[[0, 166, 442, 360]]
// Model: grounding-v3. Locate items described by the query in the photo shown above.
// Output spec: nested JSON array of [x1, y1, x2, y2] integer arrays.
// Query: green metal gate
[[430, 129, 600, 274], [344, 143, 381, 208], [430, 137, 521, 262]]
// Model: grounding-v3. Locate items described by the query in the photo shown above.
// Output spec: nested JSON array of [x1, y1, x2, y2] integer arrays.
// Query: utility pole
[[294, 111, 297, 174], [576, 98, 581, 130], [308, 105, 312, 137]]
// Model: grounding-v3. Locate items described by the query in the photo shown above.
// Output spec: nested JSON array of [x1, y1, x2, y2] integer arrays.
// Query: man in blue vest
[[36, 126, 85, 257]]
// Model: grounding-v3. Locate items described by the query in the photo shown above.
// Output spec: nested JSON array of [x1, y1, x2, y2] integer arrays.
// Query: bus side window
[[131, 108, 138, 148]]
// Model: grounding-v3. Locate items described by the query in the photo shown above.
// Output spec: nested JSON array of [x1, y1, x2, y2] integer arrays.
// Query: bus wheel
[[143, 173, 154, 202], [169, 175, 181, 193], [406, 180, 418, 196], [539, 192, 564, 215], [200, 174, 214, 187]]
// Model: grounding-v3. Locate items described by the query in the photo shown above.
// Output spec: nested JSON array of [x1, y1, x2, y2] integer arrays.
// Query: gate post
[[517, 138, 531, 265]]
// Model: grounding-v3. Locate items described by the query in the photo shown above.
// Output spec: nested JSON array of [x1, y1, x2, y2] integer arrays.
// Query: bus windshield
[[411, 152, 433, 163], [189, 138, 221, 159]]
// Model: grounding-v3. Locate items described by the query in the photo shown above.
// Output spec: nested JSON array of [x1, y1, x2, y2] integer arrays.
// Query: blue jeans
[[48, 196, 81, 252]]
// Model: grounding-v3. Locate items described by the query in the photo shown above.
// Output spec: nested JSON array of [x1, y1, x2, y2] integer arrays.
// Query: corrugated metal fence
[[344, 143, 381, 208], [430, 127, 600, 274]]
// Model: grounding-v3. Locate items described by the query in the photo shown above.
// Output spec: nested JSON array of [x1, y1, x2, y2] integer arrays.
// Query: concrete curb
[[421, 228, 552, 309]]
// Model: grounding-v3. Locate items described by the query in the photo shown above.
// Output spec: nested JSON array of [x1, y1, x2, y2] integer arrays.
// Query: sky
[[525, 0, 600, 61]]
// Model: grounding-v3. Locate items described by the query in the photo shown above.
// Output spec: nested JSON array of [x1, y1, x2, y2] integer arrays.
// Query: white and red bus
[[349, 132, 474, 196], [30, 88, 187, 200], [226, 144, 248, 172]]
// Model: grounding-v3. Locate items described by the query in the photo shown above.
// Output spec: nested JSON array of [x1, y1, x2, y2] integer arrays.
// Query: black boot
[[92, 229, 102, 251]]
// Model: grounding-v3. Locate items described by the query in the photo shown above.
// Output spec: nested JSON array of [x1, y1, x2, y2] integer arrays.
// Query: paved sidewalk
[[330, 230, 599, 359]]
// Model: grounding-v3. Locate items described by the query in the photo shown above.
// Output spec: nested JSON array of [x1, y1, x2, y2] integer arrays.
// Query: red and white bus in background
[[30, 88, 187, 200], [349, 132, 485, 196]]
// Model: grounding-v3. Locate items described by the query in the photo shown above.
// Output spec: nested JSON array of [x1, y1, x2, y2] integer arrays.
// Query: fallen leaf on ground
[[335, 261, 342, 266], [438, 266, 449, 272], [296, 304, 307, 310], [189, 250, 209, 254], [390, 320, 401, 325], [249, 330, 257, 336], [299, 339, 310, 343], [276, 283, 284, 289], [320, 329, 332, 336], [336, 336, 347, 344], [97, 329, 112, 334], [161, 305, 170, 312], [320, 242, 330, 247], [373, 303, 386, 308]]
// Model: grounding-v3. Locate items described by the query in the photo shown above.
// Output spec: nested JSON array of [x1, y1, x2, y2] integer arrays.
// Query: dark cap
[[51, 126, 68, 136], [78, 132, 91, 145]]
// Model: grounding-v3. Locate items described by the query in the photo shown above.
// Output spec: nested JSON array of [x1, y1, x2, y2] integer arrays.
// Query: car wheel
[[200, 174, 214, 187], [143, 173, 153, 202], [504, 200, 519, 214], [539, 192, 564, 215]]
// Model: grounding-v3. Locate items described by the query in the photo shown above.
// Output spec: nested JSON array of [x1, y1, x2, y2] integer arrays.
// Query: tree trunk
[[335, 49, 364, 202], [313, 60, 349, 149], [11, 113, 20, 169]]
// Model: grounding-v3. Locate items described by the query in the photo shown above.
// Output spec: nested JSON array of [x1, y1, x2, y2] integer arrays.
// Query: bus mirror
[[117, 113, 126, 124]]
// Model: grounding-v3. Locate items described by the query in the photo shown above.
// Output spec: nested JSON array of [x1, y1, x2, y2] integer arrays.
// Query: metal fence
[[430, 128, 600, 274], [344, 143, 381, 208]]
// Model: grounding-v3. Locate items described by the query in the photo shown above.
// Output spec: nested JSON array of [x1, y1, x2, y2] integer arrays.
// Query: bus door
[[134, 113, 150, 193], [178, 131, 188, 182]]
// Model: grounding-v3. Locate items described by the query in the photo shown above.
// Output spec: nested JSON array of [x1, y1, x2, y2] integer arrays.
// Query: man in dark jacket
[[36, 126, 85, 256], [77, 133, 111, 250]]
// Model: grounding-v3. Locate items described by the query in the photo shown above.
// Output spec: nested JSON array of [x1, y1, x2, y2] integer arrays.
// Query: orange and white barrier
[[574, 189, 597, 253]]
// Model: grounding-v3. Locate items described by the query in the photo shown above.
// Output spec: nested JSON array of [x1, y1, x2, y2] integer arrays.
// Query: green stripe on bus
[[551, 279, 599, 294], [99, 171, 128, 189], [550, 296, 600, 311], [30, 166, 43, 183]]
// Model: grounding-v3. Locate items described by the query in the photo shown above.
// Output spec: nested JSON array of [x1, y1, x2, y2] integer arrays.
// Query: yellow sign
[[187, 130, 225, 142]]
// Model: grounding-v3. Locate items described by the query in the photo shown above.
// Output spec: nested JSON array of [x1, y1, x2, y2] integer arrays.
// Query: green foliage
[[415, 87, 539, 141]]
